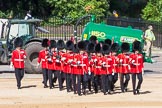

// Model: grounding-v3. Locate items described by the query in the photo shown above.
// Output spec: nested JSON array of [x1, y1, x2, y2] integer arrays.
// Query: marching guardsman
[[117, 42, 130, 93], [10, 37, 26, 89], [55, 40, 65, 91], [86, 42, 95, 93], [47, 40, 56, 89], [93, 43, 102, 93], [130, 40, 144, 95], [63, 40, 74, 92], [71, 44, 79, 94], [101, 43, 113, 95], [76, 41, 88, 96], [37, 38, 49, 88], [111, 43, 120, 91]]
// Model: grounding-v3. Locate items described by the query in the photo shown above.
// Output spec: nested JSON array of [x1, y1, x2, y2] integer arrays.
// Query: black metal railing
[[6, 15, 162, 48]]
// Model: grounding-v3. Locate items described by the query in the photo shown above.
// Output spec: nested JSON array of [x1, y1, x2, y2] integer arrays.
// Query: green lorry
[[81, 15, 152, 63]]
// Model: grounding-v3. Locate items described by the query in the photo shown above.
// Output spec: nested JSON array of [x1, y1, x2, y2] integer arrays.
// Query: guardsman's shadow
[[139, 91, 151, 94], [21, 85, 37, 89]]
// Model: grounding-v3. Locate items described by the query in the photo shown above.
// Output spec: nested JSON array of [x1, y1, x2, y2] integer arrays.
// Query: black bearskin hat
[[86, 42, 95, 53], [77, 41, 86, 51], [121, 42, 130, 52], [49, 40, 56, 49], [95, 43, 102, 53], [66, 40, 74, 50], [14, 37, 23, 48], [73, 44, 79, 53], [89, 35, 97, 44], [57, 40, 65, 50], [42, 38, 49, 47], [132, 40, 141, 52], [102, 44, 110, 55], [84, 40, 89, 48], [104, 39, 112, 46], [111, 43, 120, 52]]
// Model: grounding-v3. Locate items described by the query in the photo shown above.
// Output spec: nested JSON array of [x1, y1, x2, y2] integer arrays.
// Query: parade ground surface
[[0, 49, 162, 108]]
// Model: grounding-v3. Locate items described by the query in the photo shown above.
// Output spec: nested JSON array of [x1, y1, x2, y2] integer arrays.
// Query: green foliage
[[46, 0, 109, 19], [0, 11, 7, 18], [142, 0, 162, 22]]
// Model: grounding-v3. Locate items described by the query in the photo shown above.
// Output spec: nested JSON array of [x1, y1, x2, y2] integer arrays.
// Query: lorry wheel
[[24, 42, 43, 74]]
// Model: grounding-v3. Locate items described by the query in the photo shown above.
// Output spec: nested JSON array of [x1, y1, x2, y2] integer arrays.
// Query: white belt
[[96, 66, 101, 68], [113, 64, 117, 66], [41, 59, 45, 61], [133, 63, 140, 66], [122, 64, 128, 66], [72, 64, 77, 67], [79, 64, 86, 66], [14, 59, 24, 61], [103, 65, 110, 67]]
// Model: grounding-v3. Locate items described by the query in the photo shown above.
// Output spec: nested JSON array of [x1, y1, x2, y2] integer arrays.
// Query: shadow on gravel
[[140, 91, 151, 94], [144, 70, 162, 74], [151, 55, 160, 58], [21, 85, 37, 89]]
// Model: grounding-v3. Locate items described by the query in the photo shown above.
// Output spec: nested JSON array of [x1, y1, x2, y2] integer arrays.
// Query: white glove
[[94, 59, 97, 62], [112, 72, 115, 76], [77, 61, 81, 64], [102, 62, 106, 65], [48, 58, 52, 62], [56, 59, 60, 63], [23, 55, 26, 59], [119, 59, 123, 63], [37, 63, 40, 68], [61, 57, 66, 61], [88, 71, 91, 75], [132, 60, 135, 64], [10, 62, 13, 69]]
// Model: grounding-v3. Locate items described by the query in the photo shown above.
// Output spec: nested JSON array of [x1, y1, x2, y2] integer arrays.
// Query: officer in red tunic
[[37, 38, 49, 88], [117, 42, 130, 93], [76, 41, 88, 96], [111, 43, 120, 91], [71, 44, 79, 94], [93, 43, 102, 93], [55, 40, 65, 91], [130, 40, 144, 95], [86, 42, 95, 93], [47, 40, 56, 89], [101, 43, 113, 95], [63, 40, 74, 92], [10, 37, 26, 89]]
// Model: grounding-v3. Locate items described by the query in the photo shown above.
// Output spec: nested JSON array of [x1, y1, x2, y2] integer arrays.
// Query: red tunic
[[38, 49, 48, 69], [47, 51, 56, 70], [93, 55, 102, 75], [89, 54, 95, 73], [129, 53, 144, 73], [77, 53, 88, 75], [101, 55, 113, 75], [55, 51, 64, 71], [111, 55, 119, 73], [11, 49, 26, 68], [61, 52, 73, 73], [117, 53, 130, 74], [71, 53, 79, 75]]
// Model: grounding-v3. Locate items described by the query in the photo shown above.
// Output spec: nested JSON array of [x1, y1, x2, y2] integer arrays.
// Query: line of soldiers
[[37, 36, 144, 96]]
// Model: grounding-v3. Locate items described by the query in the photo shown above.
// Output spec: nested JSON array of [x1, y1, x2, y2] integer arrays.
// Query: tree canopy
[[0, 0, 109, 19], [142, 0, 162, 22]]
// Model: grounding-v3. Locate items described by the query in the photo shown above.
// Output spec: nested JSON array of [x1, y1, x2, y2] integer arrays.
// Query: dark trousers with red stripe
[[120, 73, 130, 92], [15, 68, 24, 88], [132, 73, 143, 93], [42, 68, 48, 86]]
